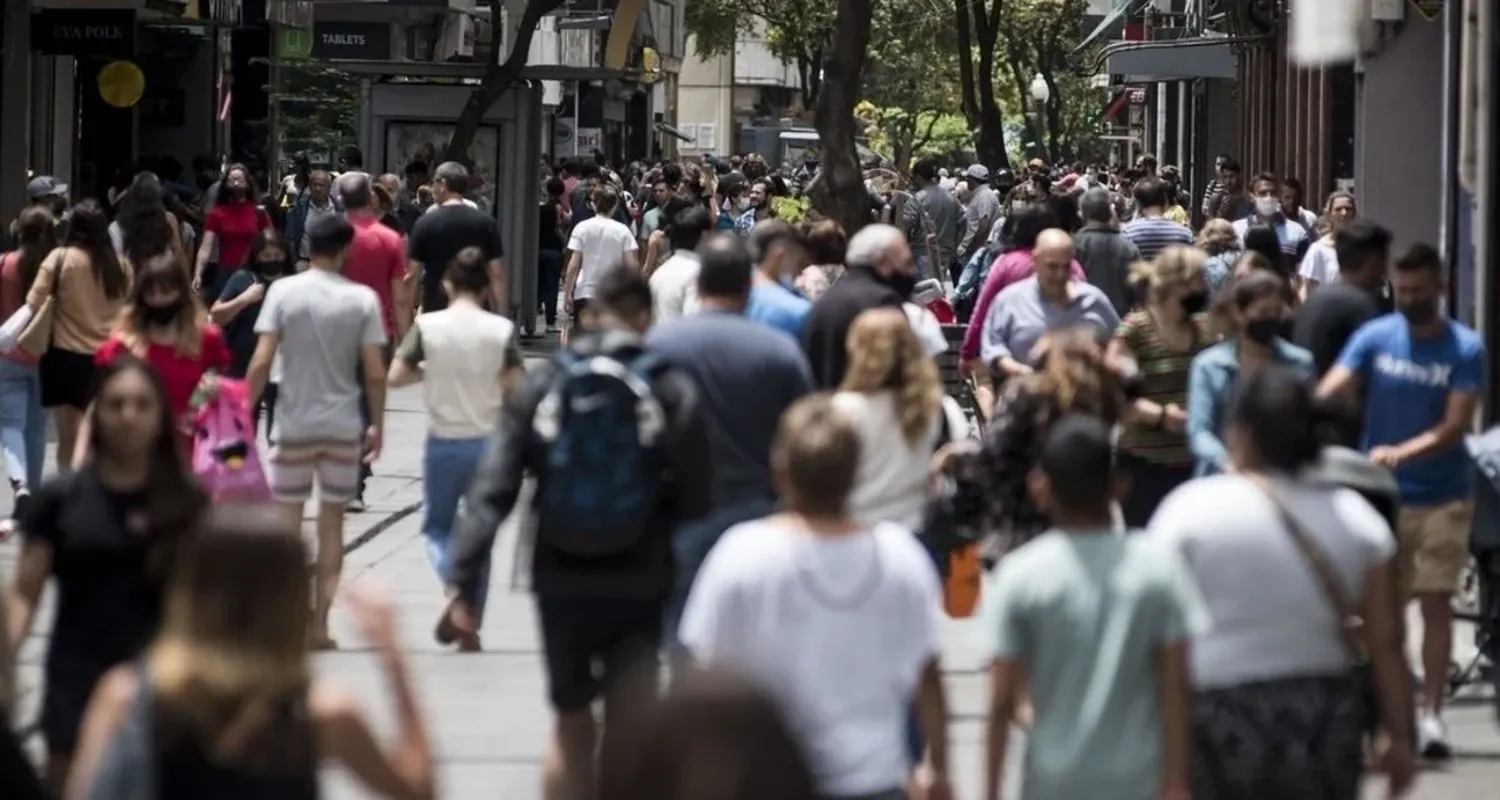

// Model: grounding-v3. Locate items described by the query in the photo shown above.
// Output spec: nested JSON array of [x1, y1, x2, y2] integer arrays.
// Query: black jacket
[[449, 330, 715, 601], [801, 265, 904, 390]]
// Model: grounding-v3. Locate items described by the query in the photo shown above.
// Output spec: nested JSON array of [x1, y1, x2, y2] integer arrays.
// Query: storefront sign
[[1409, 0, 1444, 22], [576, 127, 603, 154], [311, 21, 392, 61], [31, 9, 137, 58]]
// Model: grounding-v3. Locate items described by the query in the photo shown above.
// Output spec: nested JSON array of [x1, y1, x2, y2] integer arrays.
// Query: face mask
[[1255, 197, 1279, 218], [1243, 317, 1281, 346], [737, 197, 750, 211], [143, 302, 181, 327], [1181, 291, 1208, 316], [883, 271, 918, 300], [256, 259, 284, 277], [1399, 298, 1439, 325]]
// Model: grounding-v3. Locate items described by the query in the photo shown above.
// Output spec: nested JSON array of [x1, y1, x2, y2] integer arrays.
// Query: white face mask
[[1255, 197, 1280, 218], [736, 197, 751, 211]]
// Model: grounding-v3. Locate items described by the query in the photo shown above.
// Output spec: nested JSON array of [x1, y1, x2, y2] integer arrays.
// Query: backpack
[[191, 378, 271, 503], [531, 347, 668, 556]]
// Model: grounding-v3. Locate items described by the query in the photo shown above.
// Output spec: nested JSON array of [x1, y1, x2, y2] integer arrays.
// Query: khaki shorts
[[1397, 499, 1474, 596]]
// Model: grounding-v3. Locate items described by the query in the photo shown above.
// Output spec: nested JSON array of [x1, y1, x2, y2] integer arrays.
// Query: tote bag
[[191, 378, 271, 502]]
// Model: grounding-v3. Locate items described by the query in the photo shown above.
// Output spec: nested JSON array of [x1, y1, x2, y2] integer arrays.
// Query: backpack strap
[[86, 663, 157, 800]]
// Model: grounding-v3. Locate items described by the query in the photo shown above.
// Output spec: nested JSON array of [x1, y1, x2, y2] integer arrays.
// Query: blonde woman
[[834, 307, 967, 531], [1195, 218, 1241, 296], [1297, 190, 1357, 298], [66, 509, 435, 799], [1107, 246, 1213, 526]]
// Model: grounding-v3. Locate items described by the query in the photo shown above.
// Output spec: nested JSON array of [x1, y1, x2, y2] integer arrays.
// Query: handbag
[[16, 249, 66, 358], [1247, 473, 1378, 728]]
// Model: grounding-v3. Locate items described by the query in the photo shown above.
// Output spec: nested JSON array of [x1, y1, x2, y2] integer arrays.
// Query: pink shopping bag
[[191, 378, 271, 502]]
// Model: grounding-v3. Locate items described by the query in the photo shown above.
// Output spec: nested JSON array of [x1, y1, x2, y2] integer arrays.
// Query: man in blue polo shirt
[[1317, 242, 1484, 761]]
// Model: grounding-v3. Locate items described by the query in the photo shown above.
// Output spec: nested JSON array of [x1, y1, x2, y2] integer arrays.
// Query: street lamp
[[1028, 73, 1050, 163]]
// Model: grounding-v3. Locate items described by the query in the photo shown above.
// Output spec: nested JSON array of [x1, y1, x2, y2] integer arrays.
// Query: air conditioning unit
[[1151, 0, 1189, 14], [472, 5, 510, 63]]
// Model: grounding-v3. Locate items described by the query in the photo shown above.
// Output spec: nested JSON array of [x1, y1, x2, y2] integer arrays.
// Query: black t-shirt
[[801, 266, 905, 389], [22, 471, 160, 676], [539, 201, 564, 252], [216, 268, 269, 378], [407, 204, 504, 313], [1292, 282, 1381, 378]]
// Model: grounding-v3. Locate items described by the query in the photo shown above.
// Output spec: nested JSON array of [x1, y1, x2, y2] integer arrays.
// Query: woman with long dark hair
[[193, 164, 270, 302], [109, 172, 186, 272], [0, 208, 57, 533], [2, 200, 133, 475], [4, 357, 208, 793], [65, 508, 435, 799]]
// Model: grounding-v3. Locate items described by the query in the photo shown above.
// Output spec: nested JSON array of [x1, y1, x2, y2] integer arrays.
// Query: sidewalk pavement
[[5, 373, 1500, 797]]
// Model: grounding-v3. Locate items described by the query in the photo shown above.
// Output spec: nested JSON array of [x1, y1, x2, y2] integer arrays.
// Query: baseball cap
[[963, 164, 989, 181], [27, 176, 68, 200]]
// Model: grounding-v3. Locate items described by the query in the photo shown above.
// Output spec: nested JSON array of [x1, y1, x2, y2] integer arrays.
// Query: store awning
[[1106, 39, 1236, 81], [1099, 90, 1130, 124], [655, 122, 694, 143], [1073, 0, 1145, 55]]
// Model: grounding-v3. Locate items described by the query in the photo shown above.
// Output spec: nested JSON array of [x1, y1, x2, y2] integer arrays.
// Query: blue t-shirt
[[1336, 313, 1485, 505], [745, 283, 812, 339]]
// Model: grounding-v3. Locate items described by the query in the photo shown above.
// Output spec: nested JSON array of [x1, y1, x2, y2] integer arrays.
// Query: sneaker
[[13, 488, 31, 527], [1418, 711, 1452, 759], [345, 497, 367, 514]]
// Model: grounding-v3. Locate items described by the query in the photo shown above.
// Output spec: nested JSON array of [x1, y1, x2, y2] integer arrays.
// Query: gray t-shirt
[[254, 268, 387, 442], [985, 529, 1210, 800]]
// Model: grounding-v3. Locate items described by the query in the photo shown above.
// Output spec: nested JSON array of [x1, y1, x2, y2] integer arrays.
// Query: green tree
[[953, 0, 1010, 170], [274, 60, 360, 159], [808, 0, 875, 234], [685, 0, 834, 103], [995, 0, 1105, 164], [857, 1, 965, 170]]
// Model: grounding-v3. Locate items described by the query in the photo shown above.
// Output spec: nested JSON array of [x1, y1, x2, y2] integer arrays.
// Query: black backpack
[[531, 347, 668, 556]]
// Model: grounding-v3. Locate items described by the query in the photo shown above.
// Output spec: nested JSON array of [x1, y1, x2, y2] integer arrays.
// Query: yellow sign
[[98, 61, 145, 108], [1410, 0, 1444, 22], [641, 46, 661, 85]]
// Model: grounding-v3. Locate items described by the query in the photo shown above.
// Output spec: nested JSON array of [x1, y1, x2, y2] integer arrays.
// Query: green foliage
[[271, 59, 360, 160], [854, 1, 968, 169], [856, 103, 973, 169], [771, 194, 810, 223], [684, 0, 835, 100], [994, 0, 1106, 164]]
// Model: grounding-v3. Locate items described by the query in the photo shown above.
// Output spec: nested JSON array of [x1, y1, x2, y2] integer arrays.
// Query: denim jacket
[[282, 192, 343, 254], [1186, 338, 1315, 475]]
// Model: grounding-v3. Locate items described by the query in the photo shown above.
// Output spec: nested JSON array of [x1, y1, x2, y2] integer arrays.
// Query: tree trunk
[[810, 0, 875, 235], [953, 0, 980, 125], [446, 0, 567, 162], [970, 0, 1010, 171]]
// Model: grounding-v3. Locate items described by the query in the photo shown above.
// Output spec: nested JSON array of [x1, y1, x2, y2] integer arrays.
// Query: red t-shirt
[[343, 214, 407, 337], [205, 202, 270, 270], [0, 253, 37, 366], [95, 325, 232, 421]]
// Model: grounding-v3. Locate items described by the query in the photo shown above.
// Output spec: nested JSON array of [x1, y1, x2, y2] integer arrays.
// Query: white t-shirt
[[831, 391, 969, 531], [679, 518, 941, 797], [1146, 474, 1395, 689], [567, 216, 638, 300], [395, 304, 522, 438], [649, 251, 700, 324], [1298, 238, 1340, 286]]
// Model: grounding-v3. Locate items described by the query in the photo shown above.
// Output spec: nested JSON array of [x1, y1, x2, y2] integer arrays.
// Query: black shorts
[[535, 595, 663, 713], [571, 297, 592, 315], [39, 348, 97, 410]]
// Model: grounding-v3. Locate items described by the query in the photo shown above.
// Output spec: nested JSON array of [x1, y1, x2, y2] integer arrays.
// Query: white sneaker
[[1417, 711, 1452, 759]]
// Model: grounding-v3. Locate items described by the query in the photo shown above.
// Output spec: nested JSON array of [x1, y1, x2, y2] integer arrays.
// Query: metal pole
[[573, 83, 581, 157], [268, 22, 282, 186]]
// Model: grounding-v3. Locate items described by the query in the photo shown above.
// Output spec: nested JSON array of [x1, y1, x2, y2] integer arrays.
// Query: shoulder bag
[[15, 249, 67, 358], [1247, 473, 1378, 732]]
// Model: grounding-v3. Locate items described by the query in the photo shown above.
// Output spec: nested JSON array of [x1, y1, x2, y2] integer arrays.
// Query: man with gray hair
[[801, 223, 914, 388], [1072, 186, 1140, 316], [406, 161, 506, 315]]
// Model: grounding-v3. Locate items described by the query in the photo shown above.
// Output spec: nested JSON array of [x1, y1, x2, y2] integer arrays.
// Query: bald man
[[980, 228, 1119, 377], [801, 223, 914, 388]]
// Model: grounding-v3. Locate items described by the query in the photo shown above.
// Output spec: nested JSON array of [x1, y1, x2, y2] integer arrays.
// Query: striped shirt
[[1114, 308, 1212, 467], [1122, 215, 1194, 261]]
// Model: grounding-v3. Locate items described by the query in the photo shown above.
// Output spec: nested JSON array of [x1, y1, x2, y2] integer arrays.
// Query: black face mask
[[143, 302, 182, 327], [883, 271, 918, 300], [256, 260, 284, 277], [1243, 317, 1281, 346], [1181, 292, 1208, 316], [1399, 298, 1440, 325]]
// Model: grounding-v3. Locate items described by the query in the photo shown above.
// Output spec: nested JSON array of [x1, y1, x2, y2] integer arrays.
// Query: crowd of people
[[0, 142, 1485, 800]]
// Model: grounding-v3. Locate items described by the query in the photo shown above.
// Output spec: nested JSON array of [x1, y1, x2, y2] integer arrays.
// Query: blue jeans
[[422, 436, 490, 616], [665, 496, 777, 650], [0, 359, 46, 491]]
